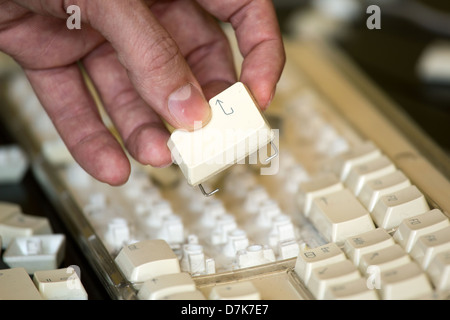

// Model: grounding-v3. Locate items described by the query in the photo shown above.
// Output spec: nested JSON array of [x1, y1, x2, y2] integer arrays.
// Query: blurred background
[[273, 0, 450, 155]]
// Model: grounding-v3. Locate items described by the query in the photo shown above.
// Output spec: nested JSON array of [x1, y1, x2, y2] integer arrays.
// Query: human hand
[[0, 0, 285, 185]]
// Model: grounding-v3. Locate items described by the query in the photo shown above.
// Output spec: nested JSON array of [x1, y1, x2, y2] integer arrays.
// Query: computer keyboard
[[0, 36, 449, 300]]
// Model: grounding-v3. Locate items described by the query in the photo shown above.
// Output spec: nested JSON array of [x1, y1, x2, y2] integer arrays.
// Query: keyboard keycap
[[0, 213, 53, 249], [409, 225, 450, 269], [307, 260, 361, 300], [330, 141, 381, 181], [393, 209, 450, 252], [0, 267, 43, 300], [168, 82, 274, 187], [344, 155, 396, 196], [324, 278, 379, 300], [137, 272, 196, 300], [371, 185, 430, 230], [378, 262, 433, 300], [0, 201, 21, 221], [358, 244, 411, 276], [209, 281, 261, 300], [115, 239, 181, 283], [427, 250, 450, 292], [309, 189, 375, 243], [294, 242, 346, 284], [297, 173, 344, 217], [343, 228, 395, 266], [3, 234, 66, 274], [358, 170, 411, 212], [33, 267, 88, 300]]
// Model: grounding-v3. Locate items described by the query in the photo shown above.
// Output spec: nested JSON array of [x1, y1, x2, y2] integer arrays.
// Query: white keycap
[[0, 145, 28, 183], [167, 82, 274, 187], [344, 155, 396, 196], [427, 250, 450, 292], [0, 267, 42, 300], [378, 262, 433, 300], [324, 278, 379, 300], [393, 209, 450, 253], [409, 225, 450, 269], [371, 185, 430, 230], [308, 260, 362, 300], [309, 189, 375, 243], [0, 213, 53, 249], [33, 267, 88, 300], [209, 281, 261, 300], [330, 141, 381, 180], [359, 244, 411, 276], [115, 239, 180, 283], [358, 170, 411, 212], [294, 242, 347, 284], [344, 228, 396, 266], [137, 272, 196, 300], [3, 234, 65, 274], [297, 173, 344, 217]]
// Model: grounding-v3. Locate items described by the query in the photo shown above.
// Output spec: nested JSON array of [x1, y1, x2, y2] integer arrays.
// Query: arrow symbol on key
[[216, 99, 234, 115]]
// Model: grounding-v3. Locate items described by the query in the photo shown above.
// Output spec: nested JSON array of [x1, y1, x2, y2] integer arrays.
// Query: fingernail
[[168, 83, 211, 130]]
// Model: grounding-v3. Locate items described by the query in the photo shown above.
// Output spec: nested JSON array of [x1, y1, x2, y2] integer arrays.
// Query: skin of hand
[[0, 0, 285, 185]]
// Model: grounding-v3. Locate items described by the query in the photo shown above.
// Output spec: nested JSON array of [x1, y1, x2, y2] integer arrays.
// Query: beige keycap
[[344, 155, 396, 196], [324, 278, 379, 300], [209, 281, 261, 300], [0, 201, 21, 221], [378, 262, 433, 300], [297, 173, 344, 217], [168, 82, 274, 187], [308, 260, 362, 300], [409, 225, 450, 270], [359, 244, 411, 276], [371, 185, 430, 230], [309, 189, 375, 243], [358, 170, 411, 212], [330, 141, 381, 181], [393, 209, 450, 252], [294, 242, 346, 284], [344, 228, 395, 266], [0, 213, 53, 249], [137, 272, 196, 300], [33, 267, 88, 300], [427, 250, 450, 292], [115, 239, 180, 283], [0, 267, 42, 300]]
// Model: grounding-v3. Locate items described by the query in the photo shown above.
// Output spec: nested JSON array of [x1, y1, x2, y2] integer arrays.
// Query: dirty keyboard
[[0, 39, 449, 300]]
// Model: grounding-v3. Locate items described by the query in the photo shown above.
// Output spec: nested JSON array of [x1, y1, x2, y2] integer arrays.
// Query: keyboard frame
[[1, 39, 449, 300]]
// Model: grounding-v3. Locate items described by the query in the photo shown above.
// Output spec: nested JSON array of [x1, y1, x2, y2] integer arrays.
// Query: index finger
[[196, 0, 285, 110]]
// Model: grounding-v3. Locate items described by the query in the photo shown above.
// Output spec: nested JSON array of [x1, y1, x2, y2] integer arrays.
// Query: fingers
[[81, 42, 172, 168], [150, 0, 237, 100], [24, 65, 131, 186], [196, 0, 285, 110], [81, 0, 211, 131]]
